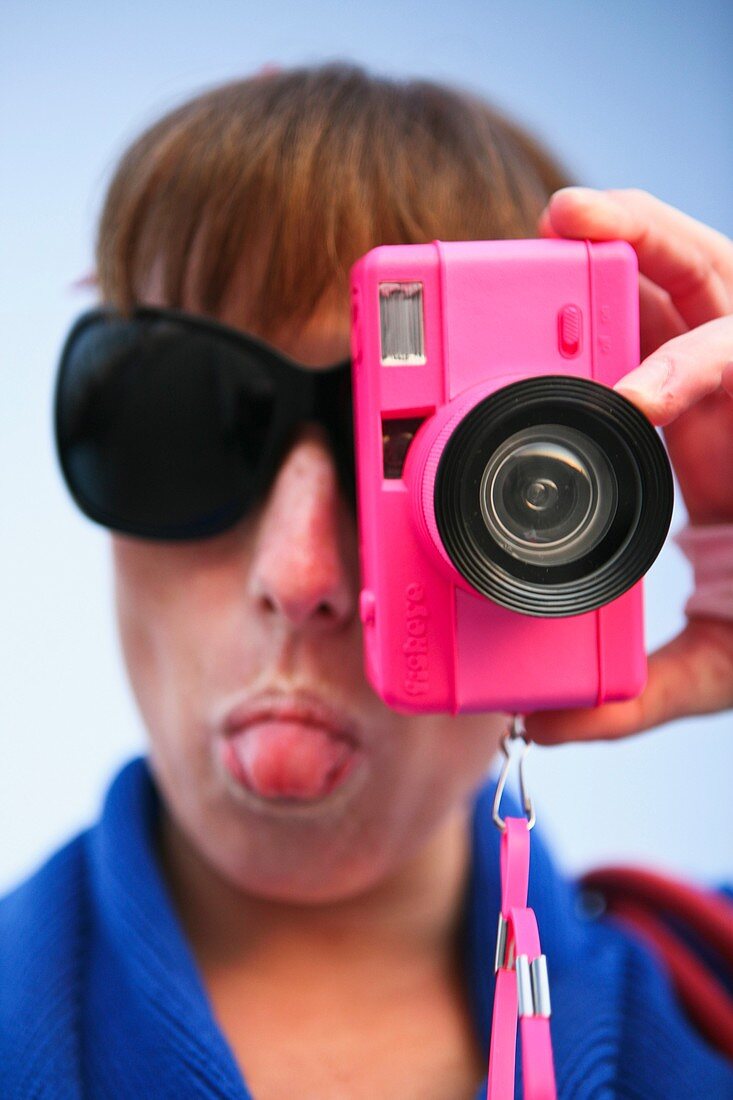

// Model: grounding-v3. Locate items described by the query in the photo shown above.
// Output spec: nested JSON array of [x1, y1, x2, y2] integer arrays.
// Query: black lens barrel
[[434, 376, 674, 617]]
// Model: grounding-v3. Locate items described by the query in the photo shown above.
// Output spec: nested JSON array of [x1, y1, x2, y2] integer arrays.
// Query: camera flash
[[379, 282, 426, 365]]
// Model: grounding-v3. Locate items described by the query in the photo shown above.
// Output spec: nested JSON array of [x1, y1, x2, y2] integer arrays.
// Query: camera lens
[[433, 376, 674, 617], [479, 426, 617, 566]]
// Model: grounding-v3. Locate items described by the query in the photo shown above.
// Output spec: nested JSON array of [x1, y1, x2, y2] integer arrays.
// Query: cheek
[[111, 538, 250, 738], [112, 543, 185, 738], [409, 714, 504, 811], [381, 714, 503, 831]]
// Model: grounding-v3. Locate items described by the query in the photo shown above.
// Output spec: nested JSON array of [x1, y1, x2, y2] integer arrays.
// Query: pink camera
[[349, 239, 674, 715]]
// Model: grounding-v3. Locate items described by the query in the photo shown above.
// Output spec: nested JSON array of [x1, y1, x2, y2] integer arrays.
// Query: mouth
[[218, 691, 366, 804]]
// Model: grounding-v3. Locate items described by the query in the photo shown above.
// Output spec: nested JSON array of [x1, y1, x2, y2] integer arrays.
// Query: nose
[[248, 425, 357, 631]]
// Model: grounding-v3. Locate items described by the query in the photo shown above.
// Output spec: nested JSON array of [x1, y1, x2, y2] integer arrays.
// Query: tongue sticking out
[[226, 721, 359, 800]]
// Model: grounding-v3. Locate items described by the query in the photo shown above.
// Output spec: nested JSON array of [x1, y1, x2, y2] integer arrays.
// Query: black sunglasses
[[54, 306, 354, 540]]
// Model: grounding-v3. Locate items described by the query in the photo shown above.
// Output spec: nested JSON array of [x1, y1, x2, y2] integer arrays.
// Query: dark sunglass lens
[[330, 367, 356, 509], [56, 314, 279, 538]]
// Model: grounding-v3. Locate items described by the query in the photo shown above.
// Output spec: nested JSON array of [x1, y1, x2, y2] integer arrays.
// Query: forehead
[[140, 244, 352, 371], [218, 295, 351, 370]]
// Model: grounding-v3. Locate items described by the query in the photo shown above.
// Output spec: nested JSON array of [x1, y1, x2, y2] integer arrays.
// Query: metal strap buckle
[[516, 954, 552, 1018], [492, 714, 536, 832]]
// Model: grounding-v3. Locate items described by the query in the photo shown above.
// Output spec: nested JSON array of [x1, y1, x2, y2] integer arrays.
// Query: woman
[[2, 63, 732, 1099]]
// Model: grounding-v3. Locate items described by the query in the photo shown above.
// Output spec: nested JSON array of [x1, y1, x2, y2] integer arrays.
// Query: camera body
[[349, 238, 672, 715]]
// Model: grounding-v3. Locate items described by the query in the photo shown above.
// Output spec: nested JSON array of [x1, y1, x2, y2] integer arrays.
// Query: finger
[[638, 272, 688, 360], [540, 203, 690, 358], [537, 205, 560, 239], [613, 313, 733, 427], [524, 618, 733, 745], [540, 187, 733, 330], [723, 362, 733, 397]]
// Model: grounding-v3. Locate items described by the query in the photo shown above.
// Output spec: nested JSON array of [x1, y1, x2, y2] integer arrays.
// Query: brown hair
[[96, 62, 573, 337]]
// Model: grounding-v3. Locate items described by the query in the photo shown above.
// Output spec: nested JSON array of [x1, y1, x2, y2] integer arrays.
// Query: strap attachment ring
[[492, 714, 536, 832]]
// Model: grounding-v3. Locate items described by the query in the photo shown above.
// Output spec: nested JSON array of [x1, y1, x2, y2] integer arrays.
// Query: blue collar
[[5, 754, 731, 1097], [83, 756, 579, 1098]]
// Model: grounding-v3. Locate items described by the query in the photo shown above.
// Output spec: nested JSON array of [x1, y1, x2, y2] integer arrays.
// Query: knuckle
[[647, 352, 684, 420], [652, 386, 683, 423], [666, 252, 715, 303]]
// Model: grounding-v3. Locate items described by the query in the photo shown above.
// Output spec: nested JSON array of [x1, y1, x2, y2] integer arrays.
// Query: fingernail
[[550, 186, 624, 216], [552, 186, 600, 202], [540, 190, 596, 225], [615, 358, 672, 399], [537, 207, 555, 235]]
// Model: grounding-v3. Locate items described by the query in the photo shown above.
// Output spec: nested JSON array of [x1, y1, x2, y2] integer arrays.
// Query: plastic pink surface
[[487, 817, 557, 1100], [349, 238, 647, 715]]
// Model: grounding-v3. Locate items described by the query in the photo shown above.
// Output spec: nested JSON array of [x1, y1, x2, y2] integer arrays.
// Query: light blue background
[[1, 0, 731, 893]]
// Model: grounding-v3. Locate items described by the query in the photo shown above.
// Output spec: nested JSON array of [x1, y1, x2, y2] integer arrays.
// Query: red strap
[[581, 865, 733, 1060], [582, 866, 733, 968]]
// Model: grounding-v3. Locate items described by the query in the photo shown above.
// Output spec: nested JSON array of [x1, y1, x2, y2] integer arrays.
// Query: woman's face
[[111, 275, 506, 904]]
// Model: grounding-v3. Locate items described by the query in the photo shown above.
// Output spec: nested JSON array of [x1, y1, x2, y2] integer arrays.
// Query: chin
[[221, 859, 394, 907]]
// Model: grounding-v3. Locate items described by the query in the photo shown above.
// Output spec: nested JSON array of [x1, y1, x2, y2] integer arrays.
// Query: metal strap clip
[[492, 714, 536, 832], [516, 954, 552, 1018], [494, 913, 513, 973]]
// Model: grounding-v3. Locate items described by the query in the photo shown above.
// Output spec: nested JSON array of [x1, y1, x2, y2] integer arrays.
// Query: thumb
[[524, 618, 733, 745]]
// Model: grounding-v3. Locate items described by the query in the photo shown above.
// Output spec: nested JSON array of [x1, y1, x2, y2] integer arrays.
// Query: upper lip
[[221, 690, 362, 746]]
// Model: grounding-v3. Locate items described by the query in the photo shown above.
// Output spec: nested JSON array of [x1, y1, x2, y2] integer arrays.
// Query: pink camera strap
[[486, 722, 557, 1100]]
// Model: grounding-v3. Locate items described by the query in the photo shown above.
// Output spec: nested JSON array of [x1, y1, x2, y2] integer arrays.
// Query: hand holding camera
[[530, 188, 733, 742], [350, 189, 733, 736]]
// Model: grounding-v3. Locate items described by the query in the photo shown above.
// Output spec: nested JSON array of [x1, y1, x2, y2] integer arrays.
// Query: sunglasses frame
[[54, 305, 354, 541]]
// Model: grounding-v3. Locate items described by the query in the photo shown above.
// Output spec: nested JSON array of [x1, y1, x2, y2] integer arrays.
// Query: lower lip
[[220, 720, 365, 803]]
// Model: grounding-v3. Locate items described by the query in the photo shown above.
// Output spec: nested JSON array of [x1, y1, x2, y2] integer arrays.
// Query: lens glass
[[433, 376, 673, 617], [479, 424, 617, 566]]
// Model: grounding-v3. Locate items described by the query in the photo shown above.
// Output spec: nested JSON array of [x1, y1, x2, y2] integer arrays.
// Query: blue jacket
[[1, 756, 731, 1098]]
